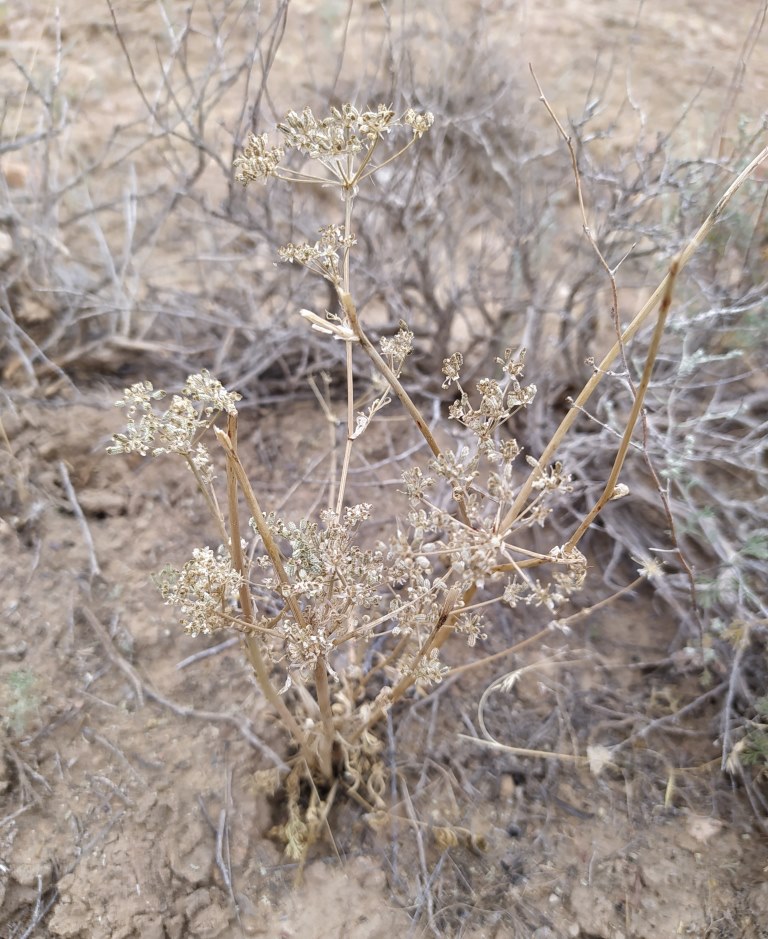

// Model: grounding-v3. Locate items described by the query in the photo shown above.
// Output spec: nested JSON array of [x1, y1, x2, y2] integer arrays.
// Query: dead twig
[[612, 681, 728, 753], [81, 726, 147, 786], [58, 461, 101, 581], [176, 637, 239, 670], [401, 776, 434, 933]]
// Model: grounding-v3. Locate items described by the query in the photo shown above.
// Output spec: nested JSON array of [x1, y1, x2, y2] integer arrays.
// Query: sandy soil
[[2, 2, 768, 938]]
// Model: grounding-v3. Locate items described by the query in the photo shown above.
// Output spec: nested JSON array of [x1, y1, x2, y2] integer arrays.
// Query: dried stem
[[215, 423, 308, 631], [339, 290, 471, 527], [313, 660, 336, 779], [219, 416, 310, 752], [565, 259, 680, 549], [335, 190, 357, 515], [498, 141, 768, 537], [532, 66, 704, 636]]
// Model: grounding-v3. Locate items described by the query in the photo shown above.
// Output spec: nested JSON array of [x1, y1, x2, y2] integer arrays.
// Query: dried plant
[[107, 103, 598, 845], [109, 97, 767, 854]]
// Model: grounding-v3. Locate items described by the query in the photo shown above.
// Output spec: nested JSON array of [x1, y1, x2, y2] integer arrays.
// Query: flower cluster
[[234, 103, 434, 187], [182, 370, 241, 416], [278, 103, 396, 157], [379, 349, 582, 672], [403, 107, 435, 138], [251, 505, 386, 675], [528, 458, 572, 494], [107, 370, 240, 484], [351, 322, 415, 438], [278, 224, 356, 286], [502, 546, 587, 612], [233, 132, 285, 185], [379, 320, 414, 374], [444, 347, 536, 454], [401, 466, 434, 506], [399, 648, 447, 688], [156, 546, 243, 637], [106, 380, 167, 457]]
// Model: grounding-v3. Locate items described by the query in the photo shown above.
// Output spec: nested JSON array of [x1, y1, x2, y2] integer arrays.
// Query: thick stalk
[[313, 659, 336, 780], [215, 425, 308, 632]]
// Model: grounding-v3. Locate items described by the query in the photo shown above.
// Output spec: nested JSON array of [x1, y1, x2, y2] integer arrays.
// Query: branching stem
[[339, 290, 471, 527], [565, 259, 680, 550]]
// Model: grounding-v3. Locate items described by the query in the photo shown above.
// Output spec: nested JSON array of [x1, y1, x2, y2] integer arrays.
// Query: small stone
[[500, 852, 525, 883], [164, 914, 185, 939], [76, 488, 128, 517], [12, 855, 53, 889], [131, 915, 164, 939], [168, 824, 211, 886], [183, 888, 211, 919]]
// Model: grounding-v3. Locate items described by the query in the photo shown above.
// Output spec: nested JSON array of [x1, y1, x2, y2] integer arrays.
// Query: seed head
[[233, 132, 284, 184]]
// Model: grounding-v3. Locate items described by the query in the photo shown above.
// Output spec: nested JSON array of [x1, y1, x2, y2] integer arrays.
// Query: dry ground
[[2, 2, 768, 938]]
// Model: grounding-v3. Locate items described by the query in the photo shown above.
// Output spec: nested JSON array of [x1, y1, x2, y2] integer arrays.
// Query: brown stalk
[[219, 415, 309, 753], [356, 584, 469, 737], [218, 418, 340, 775], [564, 259, 680, 550], [215, 422, 306, 629], [531, 65, 704, 635], [313, 660, 336, 779], [339, 291, 441, 459]]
